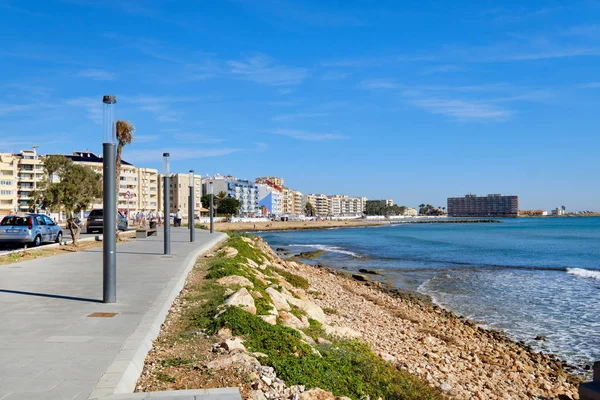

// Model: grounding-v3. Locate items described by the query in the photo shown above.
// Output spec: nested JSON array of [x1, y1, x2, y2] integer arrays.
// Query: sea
[[258, 217, 600, 371]]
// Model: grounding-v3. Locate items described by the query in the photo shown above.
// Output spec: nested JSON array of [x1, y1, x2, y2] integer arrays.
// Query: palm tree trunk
[[115, 143, 123, 240]]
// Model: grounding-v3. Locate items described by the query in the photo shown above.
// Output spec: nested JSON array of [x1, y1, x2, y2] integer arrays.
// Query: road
[[0, 228, 130, 253]]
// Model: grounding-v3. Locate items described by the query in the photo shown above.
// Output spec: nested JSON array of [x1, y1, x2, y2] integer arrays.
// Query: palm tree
[[115, 120, 134, 233], [216, 191, 228, 206]]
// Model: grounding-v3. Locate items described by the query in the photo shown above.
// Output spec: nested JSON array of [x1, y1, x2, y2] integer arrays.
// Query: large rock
[[265, 287, 291, 311], [206, 352, 259, 370], [278, 311, 309, 330], [260, 315, 277, 325], [224, 288, 256, 315], [246, 257, 259, 268], [216, 275, 254, 288], [221, 247, 238, 258], [323, 324, 361, 338], [299, 388, 336, 400], [241, 236, 255, 244], [220, 337, 246, 352], [285, 296, 326, 324]]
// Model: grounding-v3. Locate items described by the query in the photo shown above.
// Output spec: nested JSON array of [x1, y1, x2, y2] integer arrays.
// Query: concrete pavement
[[0, 227, 235, 400]]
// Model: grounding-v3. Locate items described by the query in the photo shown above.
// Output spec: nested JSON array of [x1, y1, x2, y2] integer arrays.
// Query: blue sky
[[1, 0, 600, 210]]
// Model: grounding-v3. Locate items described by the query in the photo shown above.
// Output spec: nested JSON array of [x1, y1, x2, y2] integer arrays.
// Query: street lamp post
[[189, 170, 195, 243], [102, 95, 117, 304], [163, 153, 171, 255], [209, 181, 214, 233], [32, 144, 39, 213]]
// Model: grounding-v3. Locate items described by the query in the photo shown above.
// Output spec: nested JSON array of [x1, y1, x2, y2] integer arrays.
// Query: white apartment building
[[328, 195, 366, 217], [168, 174, 203, 217], [137, 168, 159, 213]]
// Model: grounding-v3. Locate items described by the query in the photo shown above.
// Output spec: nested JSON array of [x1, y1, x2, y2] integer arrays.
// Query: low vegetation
[[149, 234, 443, 400]]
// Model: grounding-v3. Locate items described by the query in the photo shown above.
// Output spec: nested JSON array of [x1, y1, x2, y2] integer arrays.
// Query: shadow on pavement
[[0, 289, 102, 303]]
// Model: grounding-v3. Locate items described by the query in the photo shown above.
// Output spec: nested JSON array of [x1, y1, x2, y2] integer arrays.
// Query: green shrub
[[161, 357, 193, 367], [270, 267, 310, 289], [156, 372, 176, 382]]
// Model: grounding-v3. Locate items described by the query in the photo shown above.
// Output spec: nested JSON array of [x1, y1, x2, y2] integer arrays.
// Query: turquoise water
[[259, 218, 600, 370]]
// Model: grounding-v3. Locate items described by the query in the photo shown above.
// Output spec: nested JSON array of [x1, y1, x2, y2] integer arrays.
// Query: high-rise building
[[257, 184, 282, 216], [203, 175, 259, 215], [327, 195, 366, 217], [169, 174, 202, 217], [306, 194, 329, 216], [137, 168, 159, 213], [447, 194, 519, 217]]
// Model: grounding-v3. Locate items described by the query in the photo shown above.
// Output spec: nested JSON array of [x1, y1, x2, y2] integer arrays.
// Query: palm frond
[[116, 120, 135, 145]]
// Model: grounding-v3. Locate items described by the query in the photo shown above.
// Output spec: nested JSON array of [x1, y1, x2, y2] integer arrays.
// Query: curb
[[0, 230, 137, 257], [89, 233, 229, 400]]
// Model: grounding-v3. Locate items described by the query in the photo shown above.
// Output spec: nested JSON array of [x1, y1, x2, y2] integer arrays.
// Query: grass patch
[[156, 372, 176, 383], [209, 307, 442, 400], [289, 304, 307, 319], [302, 318, 324, 341], [255, 295, 273, 315], [323, 307, 339, 316], [269, 267, 310, 290], [161, 357, 193, 367]]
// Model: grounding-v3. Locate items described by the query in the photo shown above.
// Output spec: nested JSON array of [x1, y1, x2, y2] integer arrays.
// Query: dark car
[[86, 210, 128, 234]]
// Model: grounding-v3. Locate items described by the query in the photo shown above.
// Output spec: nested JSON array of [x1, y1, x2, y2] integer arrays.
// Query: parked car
[[0, 214, 62, 246], [86, 209, 128, 234]]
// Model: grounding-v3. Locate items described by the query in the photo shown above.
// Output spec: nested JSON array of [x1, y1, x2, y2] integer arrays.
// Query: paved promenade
[[0, 228, 231, 400]]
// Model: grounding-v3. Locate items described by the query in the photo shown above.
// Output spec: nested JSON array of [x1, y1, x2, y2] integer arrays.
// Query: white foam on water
[[288, 244, 362, 258], [567, 268, 600, 281]]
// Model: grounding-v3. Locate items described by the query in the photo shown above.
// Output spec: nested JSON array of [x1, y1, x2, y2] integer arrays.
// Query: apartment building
[[137, 168, 159, 213], [306, 194, 329, 217], [255, 176, 284, 189], [203, 175, 260, 215], [257, 184, 282, 216], [328, 195, 366, 217], [0, 149, 45, 216], [447, 194, 519, 217], [168, 173, 203, 217]]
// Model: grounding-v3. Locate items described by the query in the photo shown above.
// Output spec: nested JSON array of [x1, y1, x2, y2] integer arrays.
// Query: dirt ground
[[214, 219, 389, 232]]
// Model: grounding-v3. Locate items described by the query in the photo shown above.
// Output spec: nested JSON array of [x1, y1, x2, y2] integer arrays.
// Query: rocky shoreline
[[262, 238, 581, 399], [137, 235, 581, 400]]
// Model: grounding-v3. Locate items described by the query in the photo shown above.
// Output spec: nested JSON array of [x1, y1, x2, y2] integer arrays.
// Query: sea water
[[259, 217, 600, 370]]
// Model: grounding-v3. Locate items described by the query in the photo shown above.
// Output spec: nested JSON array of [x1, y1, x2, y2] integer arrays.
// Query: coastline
[[137, 234, 582, 399], [214, 218, 500, 233]]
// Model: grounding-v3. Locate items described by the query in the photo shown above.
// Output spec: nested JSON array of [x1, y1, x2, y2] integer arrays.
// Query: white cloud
[[78, 69, 115, 81], [227, 54, 309, 86], [0, 103, 36, 116], [580, 82, 600, 88], [64, 97, 103, 124], [359, 79, 401, 89], [272, 112, 329, 122], [409, 98, 511, 121], [272, 129, 346, 141], [123, 147, 242, 163], [422, 64, 463, 74]]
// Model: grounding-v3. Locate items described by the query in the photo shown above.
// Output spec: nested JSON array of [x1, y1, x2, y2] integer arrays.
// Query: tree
[[115, 120, 135, 234], [31, 155, 102, 245], [217, 197, 241, 215], [304, 202, 316, 217], [201, 194, 211, 209], [216, 191, 227, 205]]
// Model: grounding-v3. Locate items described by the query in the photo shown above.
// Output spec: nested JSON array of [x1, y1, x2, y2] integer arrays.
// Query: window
[[35, 216, 46, 225], [0, 190, 14, 195], [0, 180, 13, 185], [43, 216, 54, 225]]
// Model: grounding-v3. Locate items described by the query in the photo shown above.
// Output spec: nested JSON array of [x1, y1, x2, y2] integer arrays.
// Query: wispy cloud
[[321, 71, 349, 81], [124, 147, 242, 163], [64, 97, 103, 124], [359, 79, 401, 89], [272, 129, 346, 141], [134, 134, 160, 144], [78, 69, 115, 81], [561, 25, 600, 37], [322, 54, 435, 68], [409, 98, 511, 121], [580, 82, 600, 88], [422, 64, 463, 75], [127, 96, 199, 123], [272, 112, 329, 122], [0, 103, 36, 116], [227, 54, 309, 86]]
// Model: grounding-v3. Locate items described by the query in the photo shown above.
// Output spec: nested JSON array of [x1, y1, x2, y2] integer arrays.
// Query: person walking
[[176, 209, 183, 227], [157, 210, 163, 226]]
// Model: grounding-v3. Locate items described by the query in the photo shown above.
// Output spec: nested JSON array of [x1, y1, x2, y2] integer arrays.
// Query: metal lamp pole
[[189, 170, 195, 243], [163, 153, 171, 255], [209, 181, 214, 234], [102, 95, 117, 304]]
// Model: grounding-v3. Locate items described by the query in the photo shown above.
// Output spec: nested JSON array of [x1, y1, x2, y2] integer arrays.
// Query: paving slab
[[0, 228, 235, 400]]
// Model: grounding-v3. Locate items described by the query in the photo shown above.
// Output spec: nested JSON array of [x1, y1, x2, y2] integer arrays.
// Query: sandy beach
[[214, 219, 389, 232]]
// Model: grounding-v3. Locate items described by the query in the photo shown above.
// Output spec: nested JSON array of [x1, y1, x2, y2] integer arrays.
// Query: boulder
[[246, 258, 259, 268], [241, 236, 254, 244], [278, 311, 309, 330], [323, 324, 361, 339], [224, 288, 257, 315], [206, 352, 259, 370], [220, 337, 246, 352], [265, 287, 291, 311], [285, 296, 326, 323], [248, 390, 267, 400], [216, 275, 254, 288], [358, 268, 379, 275], [352, 274, 368, 282], [299, 388, 336, 400], [221, 247, 238, 258], [260, 315, 277, 325]]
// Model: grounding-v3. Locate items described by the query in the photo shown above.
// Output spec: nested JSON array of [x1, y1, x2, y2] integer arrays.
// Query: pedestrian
[[176, 209, 183, 227], [157, 210, 163, 226], [148, 210, 154, 222]]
